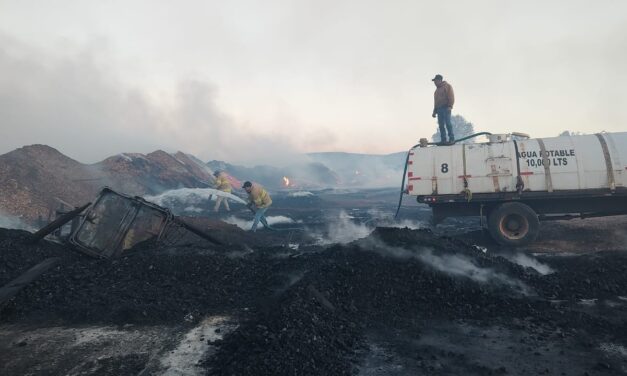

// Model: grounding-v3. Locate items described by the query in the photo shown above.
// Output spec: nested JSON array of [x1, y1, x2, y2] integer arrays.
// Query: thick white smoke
[[312, 209, 427, 245], [314, 211, 373, 245]]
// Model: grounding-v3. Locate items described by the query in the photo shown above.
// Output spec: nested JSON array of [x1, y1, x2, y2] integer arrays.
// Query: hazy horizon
[[1, 142, 408, 167], [1, 0, 626, 165]]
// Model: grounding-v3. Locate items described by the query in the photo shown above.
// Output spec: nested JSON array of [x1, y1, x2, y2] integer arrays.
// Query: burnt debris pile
[[2, 226, 627, 374]]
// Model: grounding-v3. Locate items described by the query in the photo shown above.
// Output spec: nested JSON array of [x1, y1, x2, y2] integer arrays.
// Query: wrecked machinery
[[31, 187, 221, 259]]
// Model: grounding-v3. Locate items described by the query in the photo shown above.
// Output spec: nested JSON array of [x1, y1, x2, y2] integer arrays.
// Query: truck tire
[[487, 202, 539, 246]]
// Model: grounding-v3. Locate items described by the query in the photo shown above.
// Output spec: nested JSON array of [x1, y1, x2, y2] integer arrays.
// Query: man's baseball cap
[[432, 74, 443, 81], [242, 181, 252, 188]]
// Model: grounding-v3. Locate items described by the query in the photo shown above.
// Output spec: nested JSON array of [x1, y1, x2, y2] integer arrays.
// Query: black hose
[[451, 131, 492, 144], [393, 132, 493, 219], [394, 143, 420, 219]]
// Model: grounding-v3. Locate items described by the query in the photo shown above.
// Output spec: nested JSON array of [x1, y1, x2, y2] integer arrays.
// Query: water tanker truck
[[398, 132, 627, 246]]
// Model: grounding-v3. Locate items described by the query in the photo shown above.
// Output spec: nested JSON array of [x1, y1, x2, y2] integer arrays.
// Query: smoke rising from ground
[[502, 253, 554, 275], [612, 229, 627, 248], [366, 209, 426, 230], [360, 237, 530, 294], [0, 212, 34, 231], [314, 211, 373, 245], [313, 210, 427, 245]]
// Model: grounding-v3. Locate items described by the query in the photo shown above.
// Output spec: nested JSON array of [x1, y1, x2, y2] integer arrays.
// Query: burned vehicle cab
[[69, 188, 171, 258]]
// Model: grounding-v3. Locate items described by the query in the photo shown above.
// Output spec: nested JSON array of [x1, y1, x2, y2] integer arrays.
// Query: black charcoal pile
[[2, 226, 627, 375]]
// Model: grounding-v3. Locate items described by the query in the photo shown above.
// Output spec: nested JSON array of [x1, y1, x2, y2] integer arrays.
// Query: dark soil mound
[[205, 228, 627, 375], [0, 228, 79, 286], [208, 282, 362, 376], [538, 251, 627, 300], [1, 243, 278, 324], [2, 226, 627, 375]]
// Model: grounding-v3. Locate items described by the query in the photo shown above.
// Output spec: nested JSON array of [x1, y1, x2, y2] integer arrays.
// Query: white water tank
[[406, 132, 627, 196]]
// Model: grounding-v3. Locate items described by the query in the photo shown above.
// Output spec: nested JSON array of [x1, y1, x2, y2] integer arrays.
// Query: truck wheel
[[487, 202, 539, 246]]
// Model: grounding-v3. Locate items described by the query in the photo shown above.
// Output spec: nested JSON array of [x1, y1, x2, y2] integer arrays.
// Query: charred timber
[[0, 257, 61, 305], [30, 203, 91, 243], [172, 217, 224, 246]]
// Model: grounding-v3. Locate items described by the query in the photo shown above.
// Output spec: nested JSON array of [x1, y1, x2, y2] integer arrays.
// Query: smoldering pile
[[206, 229, 544, 376], [2, 226, 627, 375], [1, 233, 282, 325]]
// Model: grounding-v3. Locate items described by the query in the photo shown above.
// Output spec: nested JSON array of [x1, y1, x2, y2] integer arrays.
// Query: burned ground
[[1, 191, 627, 375]]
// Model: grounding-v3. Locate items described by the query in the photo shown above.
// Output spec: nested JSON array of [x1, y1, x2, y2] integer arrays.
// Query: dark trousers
[[436, 107, 454, 142]]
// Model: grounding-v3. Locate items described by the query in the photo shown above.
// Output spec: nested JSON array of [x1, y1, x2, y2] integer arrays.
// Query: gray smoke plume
[[360, 236, 531, 294], [312, 209, 428, 245], [312, 210, 373, 245], [0, 211, 34, 231], [0, 32, 303, 166]]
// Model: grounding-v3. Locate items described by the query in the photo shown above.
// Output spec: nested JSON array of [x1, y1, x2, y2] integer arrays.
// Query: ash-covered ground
[[1, 188, 627, 375]]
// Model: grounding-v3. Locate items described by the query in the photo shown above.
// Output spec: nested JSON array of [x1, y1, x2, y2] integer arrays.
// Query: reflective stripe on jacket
[[248, 185, 272, 208]]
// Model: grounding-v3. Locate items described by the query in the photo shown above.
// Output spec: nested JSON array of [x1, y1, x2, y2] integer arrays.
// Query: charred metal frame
[[69, 188, 172, 258], [30, 187, 224, 259]]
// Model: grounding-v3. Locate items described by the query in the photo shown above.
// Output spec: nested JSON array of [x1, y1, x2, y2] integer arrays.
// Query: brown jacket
[[433, 81, 455, 111]]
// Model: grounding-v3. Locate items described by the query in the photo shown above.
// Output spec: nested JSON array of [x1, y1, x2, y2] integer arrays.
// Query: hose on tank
[[393, 132, 492, 219], [394, 143, 420, 219]]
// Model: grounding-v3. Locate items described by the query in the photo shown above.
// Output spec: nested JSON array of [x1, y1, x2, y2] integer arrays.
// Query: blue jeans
[[436, 107, 454, 142], [251, 207, 269, 232]]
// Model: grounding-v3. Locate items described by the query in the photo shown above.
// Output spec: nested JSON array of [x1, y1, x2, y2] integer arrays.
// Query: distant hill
[[0, 145, 215, 224], [208, 151, 406, 190], [306, 152, 406, 187], [0, 145, 407, 225]]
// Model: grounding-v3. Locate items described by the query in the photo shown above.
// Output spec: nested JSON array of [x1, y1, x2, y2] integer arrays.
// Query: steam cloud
[[0, 212, 34, 231], [313, 210, 427, 245], [315, 211, 373, 245], [359, 236, 530, 294], [502, 253, 554, 275]]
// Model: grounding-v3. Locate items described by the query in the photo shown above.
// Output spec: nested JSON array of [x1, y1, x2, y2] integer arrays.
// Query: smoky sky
[[0, 32, 310, 165], [0, 0, 626, 164]]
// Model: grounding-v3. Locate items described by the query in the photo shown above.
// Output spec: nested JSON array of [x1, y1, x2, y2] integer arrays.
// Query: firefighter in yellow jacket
[[242, 181, 272, 232], [213, 171, 232, 212]]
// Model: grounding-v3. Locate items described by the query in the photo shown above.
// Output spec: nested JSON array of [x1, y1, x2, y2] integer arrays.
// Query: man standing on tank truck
[[432, 74, 455, 143]]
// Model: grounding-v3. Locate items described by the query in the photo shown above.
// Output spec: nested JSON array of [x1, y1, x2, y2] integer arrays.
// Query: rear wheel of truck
[[488, 202, 539, 246]]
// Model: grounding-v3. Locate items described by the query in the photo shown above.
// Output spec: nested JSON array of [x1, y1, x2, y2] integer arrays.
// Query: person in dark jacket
[[431, 74, 455, 143]]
